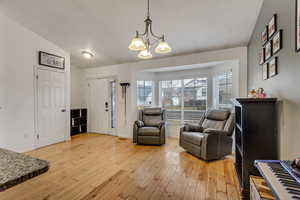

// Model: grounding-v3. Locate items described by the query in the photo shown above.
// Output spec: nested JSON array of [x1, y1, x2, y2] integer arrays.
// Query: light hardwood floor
[[0, 134, 241, 200]]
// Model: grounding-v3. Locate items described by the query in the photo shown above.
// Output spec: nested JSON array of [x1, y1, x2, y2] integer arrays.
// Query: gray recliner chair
[[133, 107, 166, 145], [180, 109, 234, 161]]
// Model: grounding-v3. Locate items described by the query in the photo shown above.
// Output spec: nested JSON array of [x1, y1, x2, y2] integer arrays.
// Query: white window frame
[[136, 80, 154, 106], [213, 70, 233, 108], [159, 77, 208, 123]]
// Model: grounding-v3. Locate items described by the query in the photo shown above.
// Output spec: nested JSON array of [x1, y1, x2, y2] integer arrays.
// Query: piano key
[[277, 175, 295, 179], [288, 188, 300, 193], [289, 191, 300, 196], [282, 181, 300, 186], [284, 184, 300, 189], [280, 179, 299, 184], [292, 196, 300, 199]]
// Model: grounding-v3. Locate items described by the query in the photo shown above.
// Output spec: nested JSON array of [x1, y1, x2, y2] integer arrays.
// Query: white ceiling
[[0, 0, 263, 68]]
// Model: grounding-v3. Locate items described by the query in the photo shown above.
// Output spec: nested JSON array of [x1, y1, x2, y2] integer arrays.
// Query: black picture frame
[[39, 51, 65, 70], [272, 30, 283, 55], [296, 0, 300, 52], [269, 57, 278, 78], [265, 41, 273, 61], [261, 26, 269, 45], [259, 48, 265, 65], [268, 14, 277, 39], [262, 63, 269, 80]]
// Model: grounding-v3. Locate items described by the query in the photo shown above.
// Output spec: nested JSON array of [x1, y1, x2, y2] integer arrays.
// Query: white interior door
[[37, 69, 66, 147], [88, 79, 111, 134]]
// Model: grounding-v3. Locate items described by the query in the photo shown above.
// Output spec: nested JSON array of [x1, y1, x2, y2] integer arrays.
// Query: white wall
[[247, 0, 300, 159], [83, 47, 247, 139], [71, 65, 84, 109], [0, 13, 70, 152]]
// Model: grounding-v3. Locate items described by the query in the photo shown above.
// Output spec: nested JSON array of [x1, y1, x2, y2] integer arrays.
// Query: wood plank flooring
[[0, 134, 241, 200]]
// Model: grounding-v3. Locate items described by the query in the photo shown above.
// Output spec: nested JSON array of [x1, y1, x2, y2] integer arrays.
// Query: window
[[183, 78, 207, 111], [137, 81, 153, 106], [161, 80, 182, 110], [160, 78, 208, 122], [183, 78, 207, 121], [215, 70, 233, 106]]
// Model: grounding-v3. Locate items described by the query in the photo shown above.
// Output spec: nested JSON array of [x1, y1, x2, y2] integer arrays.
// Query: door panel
[[88, 79, 111, 134], [37, 69, 66, 147]]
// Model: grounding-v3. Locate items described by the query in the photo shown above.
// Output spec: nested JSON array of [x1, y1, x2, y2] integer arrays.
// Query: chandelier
[[128, 0, 172, 59]]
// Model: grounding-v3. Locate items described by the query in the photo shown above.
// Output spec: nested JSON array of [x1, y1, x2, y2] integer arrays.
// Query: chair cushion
[[138, 127, 160, 136], [143, 107, 163, 115], [184, 124, 203, 132], [143, 115, 162, 127], [205, 109, 230, 121], [202, 119, 226, 130], [181, 132, 205, 146]]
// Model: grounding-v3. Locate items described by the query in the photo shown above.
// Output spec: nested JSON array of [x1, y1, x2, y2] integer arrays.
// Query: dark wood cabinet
[[71, 108, 87, 136], [232, 98, 278, 197]]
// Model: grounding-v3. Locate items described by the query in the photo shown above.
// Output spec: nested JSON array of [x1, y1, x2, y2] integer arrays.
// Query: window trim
[[136, 80, 154, 106], [159, 77, 208, 123], [213, 70, 233, 107]]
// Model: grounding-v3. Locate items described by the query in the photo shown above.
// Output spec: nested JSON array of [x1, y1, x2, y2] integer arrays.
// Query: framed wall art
[[296, 0, 300, 51], [269, 57, 278, 78], [272, 30, 283, 55], [259, 48, 265, 65], [261, 26, 268, 44], [39, 51, 65, 70], [265, 41, 273, 60], [262, 63, 269, 80], [268, 14, 277, 38]]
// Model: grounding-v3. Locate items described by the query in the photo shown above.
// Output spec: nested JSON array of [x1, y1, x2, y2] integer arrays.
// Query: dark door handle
[[61, 109, 66, 112]]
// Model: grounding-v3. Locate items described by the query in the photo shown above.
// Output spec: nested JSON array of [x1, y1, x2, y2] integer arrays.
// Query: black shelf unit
[[71, 108, 87, 136], [232, 98, 278, 197]]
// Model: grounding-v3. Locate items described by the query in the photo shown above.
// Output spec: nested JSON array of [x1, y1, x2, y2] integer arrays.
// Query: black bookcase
[[232, 98, 278, 197], [71, 108, 87, 136]]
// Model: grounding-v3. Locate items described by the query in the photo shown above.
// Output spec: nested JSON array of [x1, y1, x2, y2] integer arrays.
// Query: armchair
[[180, 109, 234, 161], [133, 107, 166, 145]]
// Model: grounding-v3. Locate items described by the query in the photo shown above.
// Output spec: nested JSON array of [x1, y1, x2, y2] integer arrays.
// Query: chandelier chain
[[147, 0, 150, 18]]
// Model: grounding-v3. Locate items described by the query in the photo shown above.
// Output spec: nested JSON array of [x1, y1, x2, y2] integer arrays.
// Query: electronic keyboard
[[255, 160, 300, 200]]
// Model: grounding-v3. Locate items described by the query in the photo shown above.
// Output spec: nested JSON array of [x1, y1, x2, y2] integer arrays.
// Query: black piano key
[[292, 196, 300, 199], [280, 178, 296, 183], [283, 181, 300, 186], [284, 184, 300, 189], [288, 188, 300, 192], [277, 174, 294, 179], [288, 190, 300, 196], [289, 191, 300, 196], [282, 180, 299, 184], [275, 172, 290, 175]]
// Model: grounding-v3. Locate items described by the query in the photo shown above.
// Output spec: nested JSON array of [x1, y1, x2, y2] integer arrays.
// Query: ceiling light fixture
[[81, 51, 94, 59], [128, 0, 172, 59]]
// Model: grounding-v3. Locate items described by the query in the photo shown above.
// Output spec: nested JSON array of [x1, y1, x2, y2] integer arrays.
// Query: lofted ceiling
[[0, 0, 263, 68]]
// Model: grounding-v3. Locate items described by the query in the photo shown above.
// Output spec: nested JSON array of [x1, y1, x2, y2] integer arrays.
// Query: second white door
[[88, 79, 112, 135], [37, 69, 66, 148]]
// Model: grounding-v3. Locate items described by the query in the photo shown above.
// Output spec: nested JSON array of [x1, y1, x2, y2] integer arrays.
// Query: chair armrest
[[158, 122, 165, 130], [200, 132, 232, 160], [203, 128, 229, 136], [183, 123, 203, 132], [134, 120, 144, 128]]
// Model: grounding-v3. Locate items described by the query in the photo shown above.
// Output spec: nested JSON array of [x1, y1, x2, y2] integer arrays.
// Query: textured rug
[[0, 148, 49, 192]]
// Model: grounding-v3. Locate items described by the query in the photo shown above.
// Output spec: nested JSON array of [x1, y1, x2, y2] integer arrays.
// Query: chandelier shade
[[138, 49, 153, 59], [128, 37, 146, 51], [128, 0, 172, 59], [155, 40, 172, 54]]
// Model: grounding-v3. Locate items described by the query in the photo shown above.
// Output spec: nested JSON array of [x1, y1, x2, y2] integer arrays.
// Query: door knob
[[61, 109, 66, 112]]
